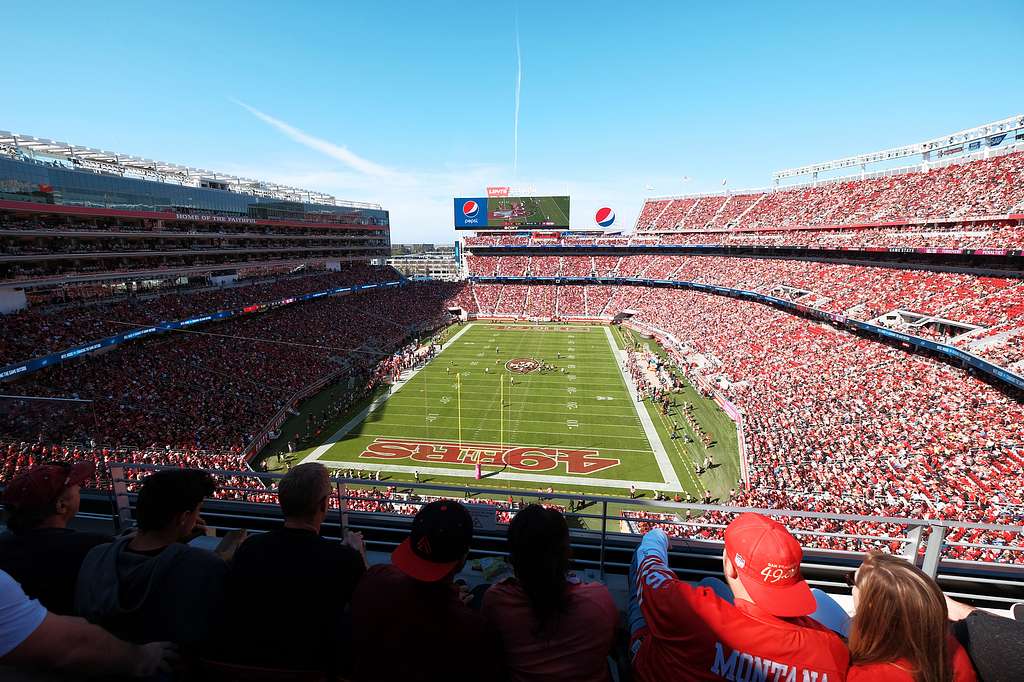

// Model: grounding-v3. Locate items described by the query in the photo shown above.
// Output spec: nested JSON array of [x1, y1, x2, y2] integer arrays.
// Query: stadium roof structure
[[773, 114, 1024, 181], [646, 116, 1024, 201], [0, 130, 381, 210]]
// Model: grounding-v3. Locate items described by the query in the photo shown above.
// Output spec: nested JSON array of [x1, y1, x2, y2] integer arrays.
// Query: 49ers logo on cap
[[416, 535, 433, 557], [759, 562, 798, 584], [505, 357, 540, 374]]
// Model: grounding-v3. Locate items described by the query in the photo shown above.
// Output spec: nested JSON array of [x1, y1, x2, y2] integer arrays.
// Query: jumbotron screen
[[454, 196, 570, 230]]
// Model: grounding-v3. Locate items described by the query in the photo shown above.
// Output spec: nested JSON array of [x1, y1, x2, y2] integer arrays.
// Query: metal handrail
[[104, 462, 1024, 580]]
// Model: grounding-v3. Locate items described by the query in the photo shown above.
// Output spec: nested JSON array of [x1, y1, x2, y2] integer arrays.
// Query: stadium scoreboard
[[454, 196, 570, 230]]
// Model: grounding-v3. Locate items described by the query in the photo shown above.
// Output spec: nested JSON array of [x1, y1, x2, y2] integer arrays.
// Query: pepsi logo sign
[[463, 200, 480, 219], [595, 207, 615, 227]]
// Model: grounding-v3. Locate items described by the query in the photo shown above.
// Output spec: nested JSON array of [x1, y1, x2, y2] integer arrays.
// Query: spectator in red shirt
[[629, 512, 849, 681], [846, 552, 978, 682], [350, 500, 497, 682], [482, 504, 619, 681]]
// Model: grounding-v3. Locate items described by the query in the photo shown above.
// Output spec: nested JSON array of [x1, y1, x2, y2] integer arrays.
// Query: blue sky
[[2, 1, 1022, 242]]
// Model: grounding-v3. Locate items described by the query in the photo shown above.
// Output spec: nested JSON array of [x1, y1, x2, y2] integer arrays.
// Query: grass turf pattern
[[294, 322, 740, 500]]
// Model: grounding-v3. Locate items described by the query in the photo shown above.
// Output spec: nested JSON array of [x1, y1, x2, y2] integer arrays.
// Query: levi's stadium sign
[[487, 186, 510, 197]]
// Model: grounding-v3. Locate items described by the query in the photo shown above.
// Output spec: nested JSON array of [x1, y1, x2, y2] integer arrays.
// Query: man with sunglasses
[[0, 461, 110, 615]]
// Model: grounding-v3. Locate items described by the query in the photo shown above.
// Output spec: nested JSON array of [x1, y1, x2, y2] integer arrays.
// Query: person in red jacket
[[629, 512, 849, 681], [846, 551, 977, 682]]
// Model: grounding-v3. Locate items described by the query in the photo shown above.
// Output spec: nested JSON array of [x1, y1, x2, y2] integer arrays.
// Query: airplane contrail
[[233, 99, 396, 178], [513, 9, 522, 177]]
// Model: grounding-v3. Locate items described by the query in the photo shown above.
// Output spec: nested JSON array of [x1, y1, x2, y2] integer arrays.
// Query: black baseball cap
[[392, 500, 473, 582]]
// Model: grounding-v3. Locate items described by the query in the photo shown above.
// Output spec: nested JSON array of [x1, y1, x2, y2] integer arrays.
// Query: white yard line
[[603, 326, 682, 490], [356, 426, 652, 442], [351, 432, 655, 453], [301, 322, 476, 465], [359, 407, 644, 422], [549, 197, 570, 226]]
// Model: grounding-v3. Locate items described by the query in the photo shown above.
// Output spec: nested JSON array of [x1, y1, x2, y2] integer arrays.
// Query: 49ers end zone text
[[359, 437, 621, 475]]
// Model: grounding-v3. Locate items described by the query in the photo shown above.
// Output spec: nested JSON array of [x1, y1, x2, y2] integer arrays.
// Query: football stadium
[[1, 3, 1023, 680]]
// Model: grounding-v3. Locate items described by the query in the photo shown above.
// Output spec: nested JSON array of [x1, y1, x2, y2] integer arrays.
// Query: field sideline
[[291, 321, 740, 500]]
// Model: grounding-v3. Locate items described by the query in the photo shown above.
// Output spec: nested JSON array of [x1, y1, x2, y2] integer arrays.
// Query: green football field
[[293, 322, 740, 500], [487, 196, 569, 227]]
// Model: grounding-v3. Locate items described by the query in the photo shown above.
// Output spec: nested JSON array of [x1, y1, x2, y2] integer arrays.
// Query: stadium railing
[[100, 463, 1024, 609]]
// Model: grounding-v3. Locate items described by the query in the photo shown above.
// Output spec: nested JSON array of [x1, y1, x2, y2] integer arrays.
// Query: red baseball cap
[[724, 512, 815, 617], [3, 461, 96, 509], [392, 500, 473, 582]]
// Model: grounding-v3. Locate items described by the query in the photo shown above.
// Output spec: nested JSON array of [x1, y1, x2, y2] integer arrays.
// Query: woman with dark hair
[[847, 551, 977, 682], [482, 504, 618, 681]]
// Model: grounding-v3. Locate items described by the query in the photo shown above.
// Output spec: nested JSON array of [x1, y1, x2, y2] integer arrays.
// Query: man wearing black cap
[[0, 461, 110, 615], [350, 499, 497, 681]]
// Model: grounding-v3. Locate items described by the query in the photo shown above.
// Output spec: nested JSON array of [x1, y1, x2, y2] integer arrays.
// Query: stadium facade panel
[[0, 156, 388, 227]]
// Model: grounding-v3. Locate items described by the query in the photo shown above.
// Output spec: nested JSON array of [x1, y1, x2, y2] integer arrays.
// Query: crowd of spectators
[[631, 148, 1024, 232], [0, 234, 366, 258], [0, 263, 398, 366], [523, 285, 556, 318], [4, 461, 1021, 681], [556, 285, 586, 317], [497, 255, 529, 276], [0, 439, 567, 527], [654, 197, 699, 229], [0, 441, 268, 502], [465, 219, 1024, 250], [462, 151, 1024, 253], [683, 194, 729, 228], [4, 240, 1024, 567], [628, 287, 1024, 563], [561, 254, 593, 276], [459, 275, 1024, 563], [340, 486, 564, 525], [529, 255, 560, 276], [465, 255, 1024, 374], [2, 280, 462, 450], [667, 221, 1024, 250], [635, 198, 670, 227]]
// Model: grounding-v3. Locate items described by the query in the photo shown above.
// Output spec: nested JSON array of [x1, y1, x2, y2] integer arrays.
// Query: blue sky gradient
[[3, 1, 1022, 241]]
